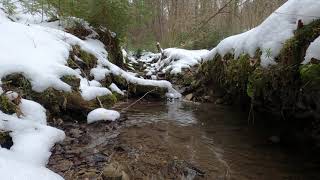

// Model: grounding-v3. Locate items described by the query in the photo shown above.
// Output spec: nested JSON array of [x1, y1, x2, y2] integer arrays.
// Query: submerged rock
[[102, 163, 126, 180]]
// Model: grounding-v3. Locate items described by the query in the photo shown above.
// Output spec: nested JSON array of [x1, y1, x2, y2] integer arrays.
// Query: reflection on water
[[115, 100, 320, 180], [117, 100, 197, 126]]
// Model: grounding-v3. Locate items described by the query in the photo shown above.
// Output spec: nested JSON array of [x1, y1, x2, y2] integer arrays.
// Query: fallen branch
[[121, 88, 157, 112]]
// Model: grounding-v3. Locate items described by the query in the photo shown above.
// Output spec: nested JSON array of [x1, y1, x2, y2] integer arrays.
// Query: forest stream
[[47, 101, 320, 180]]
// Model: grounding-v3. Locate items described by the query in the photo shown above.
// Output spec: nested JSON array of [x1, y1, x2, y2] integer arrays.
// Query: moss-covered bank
[[187, 19, 320, 146]]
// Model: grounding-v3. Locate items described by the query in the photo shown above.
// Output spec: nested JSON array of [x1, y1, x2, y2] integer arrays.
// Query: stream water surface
[[49, 100, 320, 180]]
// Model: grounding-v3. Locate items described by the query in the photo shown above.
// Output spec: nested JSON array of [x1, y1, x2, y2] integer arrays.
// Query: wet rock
[[214, 98, 224, 105], [128, 84, 167, 98], [184, 93, 193, 101], [102, 163, 124, 180], [121, 171, 130, 180]]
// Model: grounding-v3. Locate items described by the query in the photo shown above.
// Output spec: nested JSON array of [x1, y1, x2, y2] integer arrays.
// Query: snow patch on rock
[[303, 36, 320, 64], [87, 108, 120, 124], [109, 83, 124, 96]]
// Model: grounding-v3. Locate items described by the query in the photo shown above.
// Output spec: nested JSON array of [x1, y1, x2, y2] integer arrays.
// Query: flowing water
[[49, 100, 320, 180], [112, 100, 320, 180]]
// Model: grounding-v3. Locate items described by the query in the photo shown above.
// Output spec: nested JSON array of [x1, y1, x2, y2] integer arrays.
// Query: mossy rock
[[95, 94, 117, 108], [193, 53, 254, 104], [111, 75, 128, 89], [31, 89, 117, 120], [61, 75, 80, 91], [300, 64, 320, 89], [99, 75, 113, 87], [128, 84, 167, 98], [95, 27, 124, 68], [1, 74, 32, 95], [279, 19, 320, 65], [31, 88, 67, 115], [65, 26, 92, 40], [68, 45, 98, 77], [73, 45, 97, 69]]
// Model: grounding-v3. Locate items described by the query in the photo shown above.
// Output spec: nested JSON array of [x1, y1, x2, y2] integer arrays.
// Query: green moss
[[195, 53, 254, 101], [300, 64, 320, 89], [99, 75, 113, 88], [69, 45, 98, 71], [1, 74, 32, 95], [61, 75, 80, 91], [97, 94, 117, 108], [79, 50, 97, 69], [128, 83, 166, 98], [182, 75, 193, 86], [111, 75, 127, 89], [31, 88, 67, 114], [67, 58, 79, 69], [0, 95, 16, 114], [224, 54, 254, 93], [247, 68, 265, 98], [279, 19, 320, 65]]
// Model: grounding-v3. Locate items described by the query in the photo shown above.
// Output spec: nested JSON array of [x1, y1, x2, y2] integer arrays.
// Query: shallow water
[[48, 100, 320, 179], [113, 100, 320, 180]]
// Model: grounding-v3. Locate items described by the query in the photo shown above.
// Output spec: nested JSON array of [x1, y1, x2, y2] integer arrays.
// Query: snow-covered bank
[[131, 48, 208, 77], [159, 48, 209, 74], [129, 1, 320, 80], [202, 0, 320, 67], [0, 97, 65, 179]]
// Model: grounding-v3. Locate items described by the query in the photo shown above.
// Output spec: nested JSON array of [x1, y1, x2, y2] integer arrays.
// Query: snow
[[19, 99, 47, 125], [139, 52, 161, 63], [203, 0, 320, 67], [109, 83, 124, 96], [90, 66, 110, 81], [89, 80, 102, 87], [0, 158, 63, 180], [0, 11, 180, 99], [4, 1, 53, 25], [0, 21, 77, 92], [87, 108, 120, 124], [0, 109, 65, 180], [303, 36, 320, 64], [136, 48, 208, 75], [5, 91, 19, 101], [161, 48, 209, 74], [80, 78, 112, 101]]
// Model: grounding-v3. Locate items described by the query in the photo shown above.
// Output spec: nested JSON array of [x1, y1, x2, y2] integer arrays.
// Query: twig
[[197, 0, 234, 30], [121, 88, 157, 112]]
